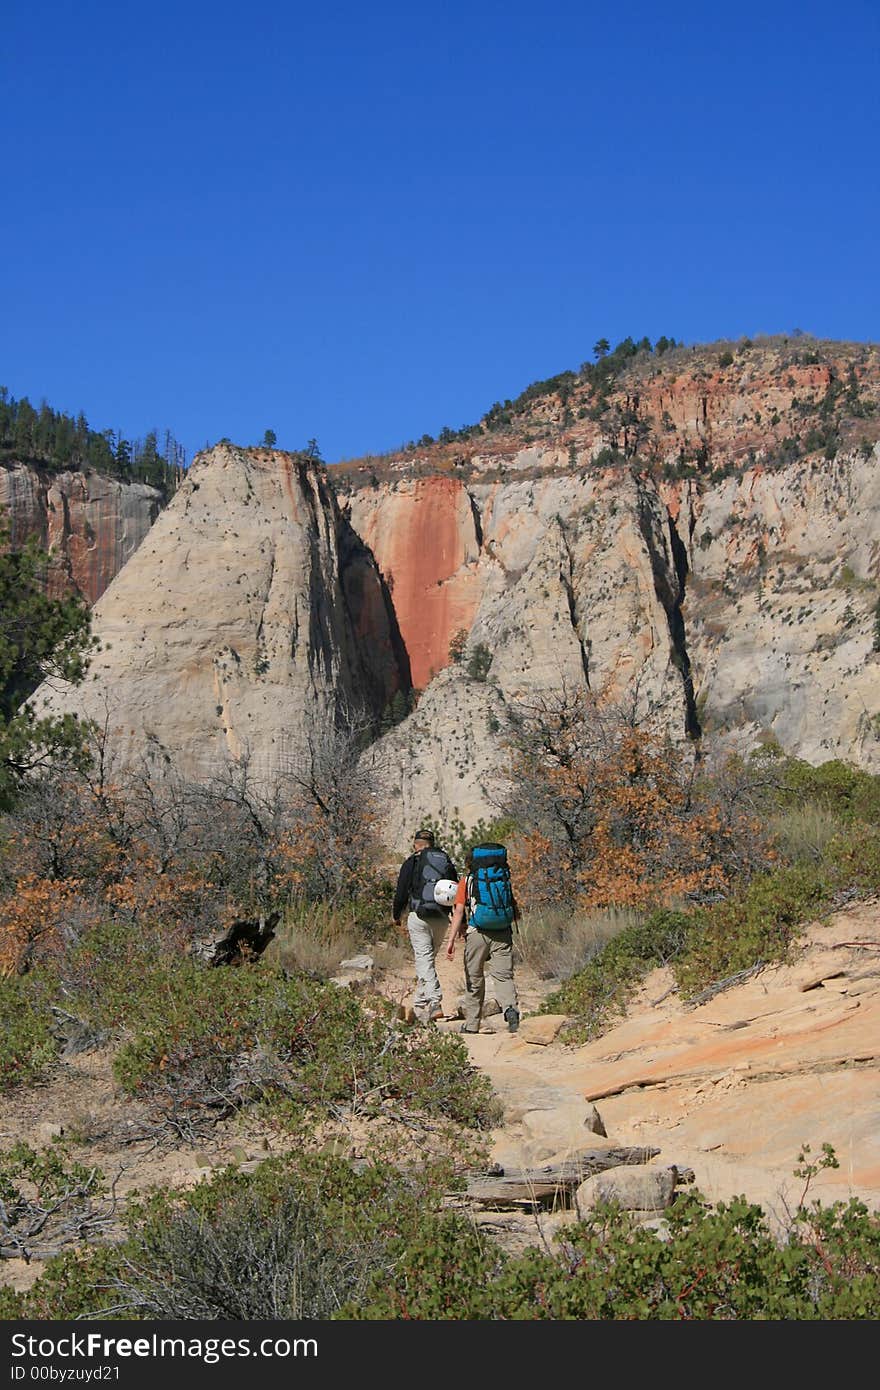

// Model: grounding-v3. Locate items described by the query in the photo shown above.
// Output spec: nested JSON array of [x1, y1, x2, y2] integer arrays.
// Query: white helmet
[[433, 879, 458, 907]]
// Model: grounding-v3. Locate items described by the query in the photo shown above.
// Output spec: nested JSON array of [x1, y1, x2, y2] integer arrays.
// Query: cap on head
[[414, 828, 435, 846]]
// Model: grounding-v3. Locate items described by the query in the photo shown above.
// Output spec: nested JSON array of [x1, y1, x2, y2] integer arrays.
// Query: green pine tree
[[0, 519, 95, 808]]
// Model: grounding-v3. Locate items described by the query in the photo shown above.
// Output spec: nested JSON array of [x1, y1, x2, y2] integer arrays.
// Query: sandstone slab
[[519, 1014, 568, 1046]]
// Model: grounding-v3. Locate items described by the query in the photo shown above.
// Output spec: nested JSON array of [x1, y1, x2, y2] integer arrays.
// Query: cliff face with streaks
[[340, 337, 880, 843], [34, 445, 407, 780], [27, 338, 880, 847], [0, 463, 162, 602]]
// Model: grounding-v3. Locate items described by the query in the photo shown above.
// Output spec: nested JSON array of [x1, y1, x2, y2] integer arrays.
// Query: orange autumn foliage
[[0, 874, 83, 976], [508, 715, 769, 914]]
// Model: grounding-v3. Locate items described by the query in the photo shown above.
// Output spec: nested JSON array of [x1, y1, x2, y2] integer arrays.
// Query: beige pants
[[462, 927, 517, 1031], [407, 911, 446, 1018]]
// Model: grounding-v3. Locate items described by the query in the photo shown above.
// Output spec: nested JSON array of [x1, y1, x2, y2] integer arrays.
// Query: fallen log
[[464, 1146, 661, 1207]]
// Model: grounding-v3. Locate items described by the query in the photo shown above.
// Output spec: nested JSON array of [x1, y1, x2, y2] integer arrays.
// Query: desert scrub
[[542, 820, 880, 1039], [776, 757, 880, 825], [825, 824, 880, 893], [541, 909, 692, 1041], [8, 1155, 480, 1321], [0, 972, 59, 1092], [0, 1142, 110, 1262], [107, 955, 499, 1135], [7, 1151, 880, 1321], [351, 1184, 880, 1320], [672, 862, 831, 999]]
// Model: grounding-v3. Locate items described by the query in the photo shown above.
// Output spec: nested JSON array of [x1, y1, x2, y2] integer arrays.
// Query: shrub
[[0, 1142, 109, 1262], [504, 693, 772, 915], [11, 1157, 463, 1321], [103, 954, 498, 1135], [672, 863, 830, 999], [0, 971, 59, 1092], [417, 814, 517, 869], [8, 1152, 880, 1321], [448, 629, 468, 664], [351, 1180, 880, 1320], [776, 759, 880, 825], [466, 643, 493, 681]]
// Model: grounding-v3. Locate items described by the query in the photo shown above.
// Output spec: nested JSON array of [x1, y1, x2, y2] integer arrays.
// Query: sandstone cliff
[[34, 445, 407, 780], [0, 462, 162, 602], [27, 338, 880, 849], [341, 338, 880, 843]]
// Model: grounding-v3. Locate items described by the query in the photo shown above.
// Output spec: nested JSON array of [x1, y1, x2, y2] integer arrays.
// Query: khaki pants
[[462, 927, 517, 1031], [407, 911, 446, 1019]]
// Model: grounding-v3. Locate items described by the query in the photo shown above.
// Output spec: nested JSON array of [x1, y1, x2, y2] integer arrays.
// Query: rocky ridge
[[24, 338, 880, 846], [342, 338, 880, 842]]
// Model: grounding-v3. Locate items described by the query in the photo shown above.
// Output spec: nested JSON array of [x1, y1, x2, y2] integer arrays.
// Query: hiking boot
[[504, 1007, 520, 1034], [460, 1024, 479, 1034], [414, 1004, 443, 1026]]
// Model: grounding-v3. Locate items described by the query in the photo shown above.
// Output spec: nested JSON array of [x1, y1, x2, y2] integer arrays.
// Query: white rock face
[[678, 449, 880, 767], [30, 437, 880, 855], [358, 468, 698, 847], [353, 447, 880, 846], [361, 665, 509, 849], [34, 445, 405, 781]]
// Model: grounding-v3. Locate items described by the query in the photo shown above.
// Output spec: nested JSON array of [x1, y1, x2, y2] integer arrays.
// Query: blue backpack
[[468, 843, 516, 931]]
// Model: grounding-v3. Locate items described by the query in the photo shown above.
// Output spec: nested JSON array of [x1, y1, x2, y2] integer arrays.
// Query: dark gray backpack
[[411, 848, 452, 917]]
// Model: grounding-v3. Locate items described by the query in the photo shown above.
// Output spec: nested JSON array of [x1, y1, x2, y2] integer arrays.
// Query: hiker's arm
[[392, 858, 412, 926], [445, 903, 466, 957]]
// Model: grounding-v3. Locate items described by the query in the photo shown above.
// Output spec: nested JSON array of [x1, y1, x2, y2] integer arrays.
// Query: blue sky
[[2, 1, 878, 464]]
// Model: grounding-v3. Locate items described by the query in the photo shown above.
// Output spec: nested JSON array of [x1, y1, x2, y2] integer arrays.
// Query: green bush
[[103, 954, 498, 1134], [0, 915, 500, 1145], [0, 972, 59, 1092], [673, 862, 830, 999], [417, 814, 517, 869], [351, 1183, 880, 1319], [466, 643, 493, 681], [777, 758, 880, 824], [9, 1156, 472, 1321], [8, 1152, 879, 1321]]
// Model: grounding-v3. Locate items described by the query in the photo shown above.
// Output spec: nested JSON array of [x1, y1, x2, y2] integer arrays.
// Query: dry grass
[[264, 902, 364, 978], [514, 905, 642, 983], [768, 805, 843, 865]]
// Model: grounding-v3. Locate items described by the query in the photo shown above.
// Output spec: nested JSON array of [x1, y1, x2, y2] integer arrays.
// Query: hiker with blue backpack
[[444, 843, 520, 1034], [392, 828, 459, 1024]]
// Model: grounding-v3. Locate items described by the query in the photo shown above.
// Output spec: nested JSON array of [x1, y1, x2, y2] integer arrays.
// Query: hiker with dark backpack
[[444, 843, 520, 1034], [392, 828, 459, 1024]]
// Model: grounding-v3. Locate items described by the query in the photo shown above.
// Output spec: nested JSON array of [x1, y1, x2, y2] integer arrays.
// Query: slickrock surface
[[436, 898, 880, 1225]]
